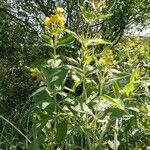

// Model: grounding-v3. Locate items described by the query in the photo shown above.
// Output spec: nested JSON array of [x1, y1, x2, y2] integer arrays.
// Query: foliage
[[0, 0, 150, 149], [28, 5, 150, 150]]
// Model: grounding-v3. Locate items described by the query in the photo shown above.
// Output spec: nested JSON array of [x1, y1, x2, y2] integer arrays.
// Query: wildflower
[[50, 14, 65, 27], [55, 7, 64, 14], [29, 68, 42, 77], [99, 50, 113, 68], [43, 7, 65, 29], [43, 17, 51, 26]]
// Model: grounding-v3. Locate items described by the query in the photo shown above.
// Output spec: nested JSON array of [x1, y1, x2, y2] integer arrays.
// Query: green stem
[[85, 23, 90, 39], [82, 63, 92, 150], [114, 119, 119, 150], [0, 115, 31, 143], [53, 35, 57, 60]]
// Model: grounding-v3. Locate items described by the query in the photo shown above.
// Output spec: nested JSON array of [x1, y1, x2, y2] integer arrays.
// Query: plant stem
[[82, 62, 92, 150], [53, 35, 57, 60], [114, 119, 119, 150], [0, 115, 31, 143]]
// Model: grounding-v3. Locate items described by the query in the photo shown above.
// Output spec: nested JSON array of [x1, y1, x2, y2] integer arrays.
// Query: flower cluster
[[99, 50, 113, 68], [43, 7, 65, 29], [29, 68, 42, 77]]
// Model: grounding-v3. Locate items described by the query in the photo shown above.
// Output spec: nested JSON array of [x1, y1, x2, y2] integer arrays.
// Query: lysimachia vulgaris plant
[[28, 2, 150, 150]]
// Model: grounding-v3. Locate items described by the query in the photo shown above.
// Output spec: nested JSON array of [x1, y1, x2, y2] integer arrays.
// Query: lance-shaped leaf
[[65, 29, 81, 43], [63, 56, 81, 67], [41, 34, 52, 44], [123, 83, 134, 96], [87, 38, 111, 46], [112, 81, 120, 98], [58, 34, 75, 44], [101, 95, 124, 110]]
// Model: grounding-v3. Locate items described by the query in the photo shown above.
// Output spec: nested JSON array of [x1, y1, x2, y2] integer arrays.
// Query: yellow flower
[[43, 7, 65, 30], [49, 14, 65, 27], [29, 68, 42, 77], [43, 17, 51, 26], [55, 7, 64, 14], [99, 50, 113, 68]]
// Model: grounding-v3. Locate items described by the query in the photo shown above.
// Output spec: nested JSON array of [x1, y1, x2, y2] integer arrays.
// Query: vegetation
[[0, 0, 150, 150]]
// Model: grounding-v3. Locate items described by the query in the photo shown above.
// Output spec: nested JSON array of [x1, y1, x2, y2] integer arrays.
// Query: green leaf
[[83, 51, 93, 65], [36, 117, 52, 132], [29, 87, 55, 114], [31, 87, 51, 103], [145, 130, 150, 136], [139, 105, 148, 113], [43, 67, 68, 94], [108, 70, 130, 83], [41, 34, 52, 44], [30, 59, 48, 70], [101, 95, 124, 110], [58, 34, 75, 44], [43, 43, 54, 50], [123, 83, 134, 96], [105, 108, 127, 118], [73, 103, 93, 115], [112, 81, 120, 98], [63, 56, 81, 67], [97, 14, 112, 20], [65, 29, 81, 43], [65, 65, 84, 77], [56, 119, 68, 143], [87, 38, 111, 46], [130, 70, 139, 82]]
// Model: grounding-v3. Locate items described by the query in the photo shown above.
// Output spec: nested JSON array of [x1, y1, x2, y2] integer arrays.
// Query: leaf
[[87, 38, 111, 46], [31, 87, 51, 103], [101, 95, 124, 110], [48, 59, 62, 68], [97, 14, 112, 20], [29, 87, 55, 114], [36, 117, 51, 132], [145, 130, 150, 135], [41, 34, 52, 44], [65, 65, 84, 77], [108, 70, 130, 83], [139, 105, 148, 113], [30, 59, 48, 69], [83, 51, 93, 65], [43, 43, 54, 49], [73, 103, 93, 115], [43, 67, 68, 94], [123, 83, 134, 96], [126, 107, 139, 112], [130, 70, 139, 82], [112, 81, 120, 98], [63, 56, 81, 67], [58, 34, 75, 44], [105, 108, 127, 118], [65, 29, 81, 43], [56, 119, 68, 143]]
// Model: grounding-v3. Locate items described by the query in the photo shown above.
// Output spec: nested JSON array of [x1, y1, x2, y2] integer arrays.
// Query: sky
[[133, 28, 150, 36], [140, 28, 150, 36]]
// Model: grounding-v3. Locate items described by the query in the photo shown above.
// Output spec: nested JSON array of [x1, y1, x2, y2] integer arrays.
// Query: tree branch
[[0, 7, 39, 37], [34, 0, 49, 16]]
